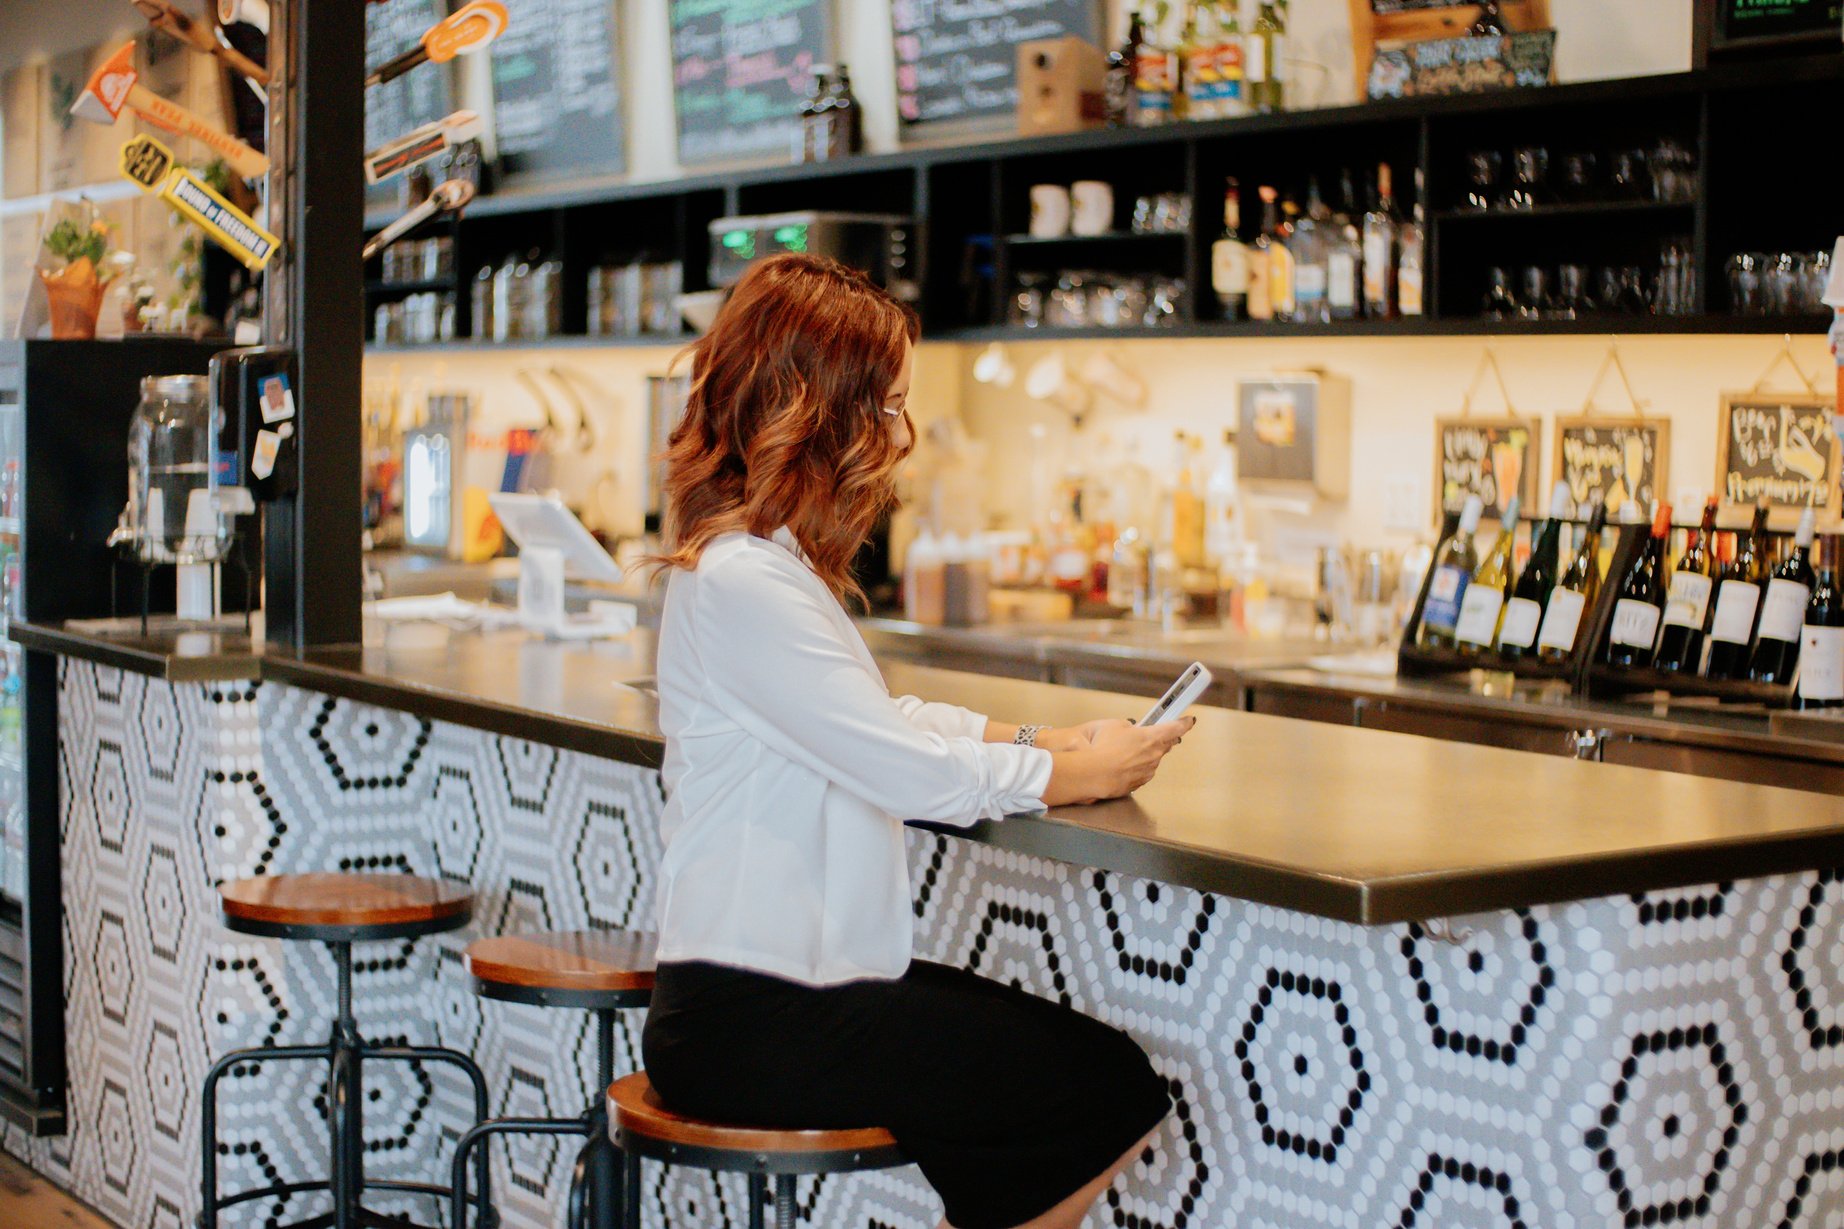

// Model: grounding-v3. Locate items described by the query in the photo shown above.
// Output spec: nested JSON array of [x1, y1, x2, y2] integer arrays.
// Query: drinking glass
[[1556, 263, 1588, 318], [1508, 145, 1549, 209], [1803, 249, 1832, 312], [1609, 149, 1648, 200], [1518, 266, 1550, 318], [1595, 266, 1624, 313], [1727, 252, 1762, 315], [1481, 266, 1518, 318], [1010, 272, 1047, 326], [1465, 149, 1503, 210], [1048, 270, 1090, 327], [1132, 196, 1157, 233], [1649, 137, 1695, 203], [1764, 253, 1798, 315], [1616, 267, 1651, 314], [1559, 151, 1598, 203], [1145, 278, 1184, 327]]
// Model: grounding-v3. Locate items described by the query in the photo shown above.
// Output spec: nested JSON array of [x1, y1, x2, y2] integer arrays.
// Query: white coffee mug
[[1070, 180, 1113, 236], [1029, 184, 1071, 238]]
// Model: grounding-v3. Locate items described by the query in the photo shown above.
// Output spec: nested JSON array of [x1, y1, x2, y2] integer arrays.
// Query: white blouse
[[652, 528, 1053, 985]]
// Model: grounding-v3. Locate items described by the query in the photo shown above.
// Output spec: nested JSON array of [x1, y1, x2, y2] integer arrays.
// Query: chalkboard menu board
[[1717, 0, 1843, 45], [1554, 417, 1670, 519], [671, 0, 830, 166], [489, 0, 624, 184], [365, 0, 454, 194], [891, 0, 1102, 127], [1716, 392, 1842, 519], [1433, 416, 1541, 519]]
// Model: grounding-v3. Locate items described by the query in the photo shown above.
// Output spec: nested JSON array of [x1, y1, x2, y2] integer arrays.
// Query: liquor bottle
[[1749, 504, 1818, 684], [797, 68, 827, 162], [1454, 494, 1521, 655], [1246, 0, 1286, 114], [1247, 185, 1277, 321], [1537, 497, 1607, 663], [1397, 168, 1426, 317], [1500, 481, 1573, 660], [1416, 495, 1484, 649], [1362, 164, 1399, 319], [1326, 169, 1363, 321], [1182, 2, 1217, 121], [1269, 196, 1297, 320], [1706, 500, 1771, 680], [830, 66, 863, 157], [1212, 179, 1250, 320], [1106, 6, 1146, 127], [1797, 535, 1844, 709], [1470, 0, 1509, 36], [1134, 7, 1176, 126], [1605, 501, 1673, 668], [1290, 177, 1331, 324], [1653, 496, 1718, 673], [1215, 1, 1249, 118]]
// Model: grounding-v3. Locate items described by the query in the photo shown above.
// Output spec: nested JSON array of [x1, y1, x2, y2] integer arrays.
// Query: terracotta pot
[[39, 267, 111, 340]]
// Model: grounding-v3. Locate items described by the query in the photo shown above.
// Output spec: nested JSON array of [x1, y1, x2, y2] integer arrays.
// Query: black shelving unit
[[357, 52, 1842, 353]]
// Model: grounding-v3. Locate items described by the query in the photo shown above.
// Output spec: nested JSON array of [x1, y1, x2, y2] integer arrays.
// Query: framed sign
[[1713, 0, 1842, 49], [1433, 415, 1541, 519], [892, 0, 1102, 129], [1716, 391, 1841, 521], [1554, 417, 1670, 519], [488, 0, 624, 185], [670, 0, 831, 167]]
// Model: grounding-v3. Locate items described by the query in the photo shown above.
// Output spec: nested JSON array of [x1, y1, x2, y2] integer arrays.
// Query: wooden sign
[[1716, 391, 1841, 521], [1554, 417, 1670, 519], [670, 0, 830, 166], [488, 0, 624, 185], [1433, 415, 1541, 519], [892, 0, 1101, 128]]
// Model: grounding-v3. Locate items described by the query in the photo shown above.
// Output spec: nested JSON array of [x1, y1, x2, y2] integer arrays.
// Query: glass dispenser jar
[[123, 374, 229, 567]]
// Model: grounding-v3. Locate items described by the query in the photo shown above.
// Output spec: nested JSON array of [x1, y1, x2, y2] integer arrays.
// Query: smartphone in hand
[[1137, 662, 1212, 727]]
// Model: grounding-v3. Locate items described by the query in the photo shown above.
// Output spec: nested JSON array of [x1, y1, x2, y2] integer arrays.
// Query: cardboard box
[[1016, 36, 1106, 137]]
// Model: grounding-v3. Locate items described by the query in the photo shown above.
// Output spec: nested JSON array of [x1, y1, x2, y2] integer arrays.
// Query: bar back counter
[[7, 619, 1844, 1229]]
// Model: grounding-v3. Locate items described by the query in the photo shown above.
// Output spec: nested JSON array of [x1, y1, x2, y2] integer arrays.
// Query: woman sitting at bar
[[642, 252, 1191, 1229]]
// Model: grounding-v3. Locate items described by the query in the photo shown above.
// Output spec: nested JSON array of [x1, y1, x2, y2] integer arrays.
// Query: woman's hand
[[1041, 716, 1194, 806], [1032, 718, 1124, 753]]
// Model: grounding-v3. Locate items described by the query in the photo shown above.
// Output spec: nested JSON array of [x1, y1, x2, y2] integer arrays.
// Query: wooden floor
[[0, 1150, 115, 1229]]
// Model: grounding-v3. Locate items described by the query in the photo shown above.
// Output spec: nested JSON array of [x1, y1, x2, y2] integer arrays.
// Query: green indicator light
[[772, 224, 808, 252]]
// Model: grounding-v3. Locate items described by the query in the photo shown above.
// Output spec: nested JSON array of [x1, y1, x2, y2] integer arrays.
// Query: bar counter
[[11, 617, 1844, 1228]]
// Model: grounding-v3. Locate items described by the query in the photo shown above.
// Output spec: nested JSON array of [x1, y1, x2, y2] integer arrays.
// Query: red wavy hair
[[654, 252, 919, 605]]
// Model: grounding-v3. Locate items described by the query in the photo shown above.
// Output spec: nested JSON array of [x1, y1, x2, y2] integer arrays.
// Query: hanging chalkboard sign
[[1553, 417, 1670, 519], [1432, 416, 1541, 520], [670, 0, 831, 167], [365, 0, 454, 198], [1716, 391, 1842, 520], [488, 0, 625, 184], [891, 0, 1102, 128]]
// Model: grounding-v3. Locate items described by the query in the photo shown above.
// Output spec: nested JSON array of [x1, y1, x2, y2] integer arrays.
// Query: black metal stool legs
[[450, 1008, 625, 1229], [199, 939, 496, 1229], [744, 1172, 796, 1229]]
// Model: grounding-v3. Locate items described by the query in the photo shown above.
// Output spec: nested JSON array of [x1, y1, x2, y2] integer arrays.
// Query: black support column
[[265, 0, 364, 649]]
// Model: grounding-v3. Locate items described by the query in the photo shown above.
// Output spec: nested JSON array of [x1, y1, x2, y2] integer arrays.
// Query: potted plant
[[35, 202, 132, 339]]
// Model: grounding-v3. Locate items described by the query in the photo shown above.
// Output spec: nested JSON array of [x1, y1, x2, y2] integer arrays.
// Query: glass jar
[[124, 375, 228, 566]]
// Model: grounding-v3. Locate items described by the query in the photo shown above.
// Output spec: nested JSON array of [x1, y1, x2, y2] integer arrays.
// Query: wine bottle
[[1705, 500, 1770, 680], [1605, 501, 1673, 668], [1749, 504, 1818, 684], [1212, 179, 1249, 320], [1454, 495, 1521, 654], [1652, 496, 1718, 673], [1797, 535, 1844, 709], [1416, 495, 1484, 649], [1536, 497, 1606, 663], [1500, 481, 1572, 660]]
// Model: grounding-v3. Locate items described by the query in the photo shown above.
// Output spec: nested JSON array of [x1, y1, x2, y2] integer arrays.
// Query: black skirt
[[640, 959, 1172, 1229]]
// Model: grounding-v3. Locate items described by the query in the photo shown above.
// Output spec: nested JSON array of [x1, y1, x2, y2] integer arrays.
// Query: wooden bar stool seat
[[464, 929, 657, 1010], [449, 930, 657, 1229], [202, 872, 493, 1229], [609, 1071, 906, 1229], [218, 871, 473, 942]]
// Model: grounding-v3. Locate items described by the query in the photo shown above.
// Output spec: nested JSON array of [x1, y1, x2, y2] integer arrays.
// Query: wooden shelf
[[365, 333, 692, 355]]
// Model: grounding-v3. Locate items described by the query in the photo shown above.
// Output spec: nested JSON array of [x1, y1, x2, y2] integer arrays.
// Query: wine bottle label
[[1295, 263, 1327, 300], [1422, 564, 1470, 631], [1212, 241, 1249, 295], [1453, 586, 1504, 646], [1708, 580, 1760, 644], [1499, 596, 1543, 649], [1327, 252, 1356, 307], [1399, 265, 1424, 315], [1610, 598, 1661, 649], [1536, 587, 1587, 652], [1799, 625, 1844, 701], [1362, 233, 1389, 300], [1758, 577, 1811, 643], [1662, 571, 1713, 628]]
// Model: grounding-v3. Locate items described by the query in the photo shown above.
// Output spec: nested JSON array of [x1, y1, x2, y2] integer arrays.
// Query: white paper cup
[[1029, 184, 1071, 238], [1070, 180, 1114, 236]]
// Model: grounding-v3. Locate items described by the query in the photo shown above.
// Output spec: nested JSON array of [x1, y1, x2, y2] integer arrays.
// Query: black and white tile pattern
[[4, 661, 1843, 1229]]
